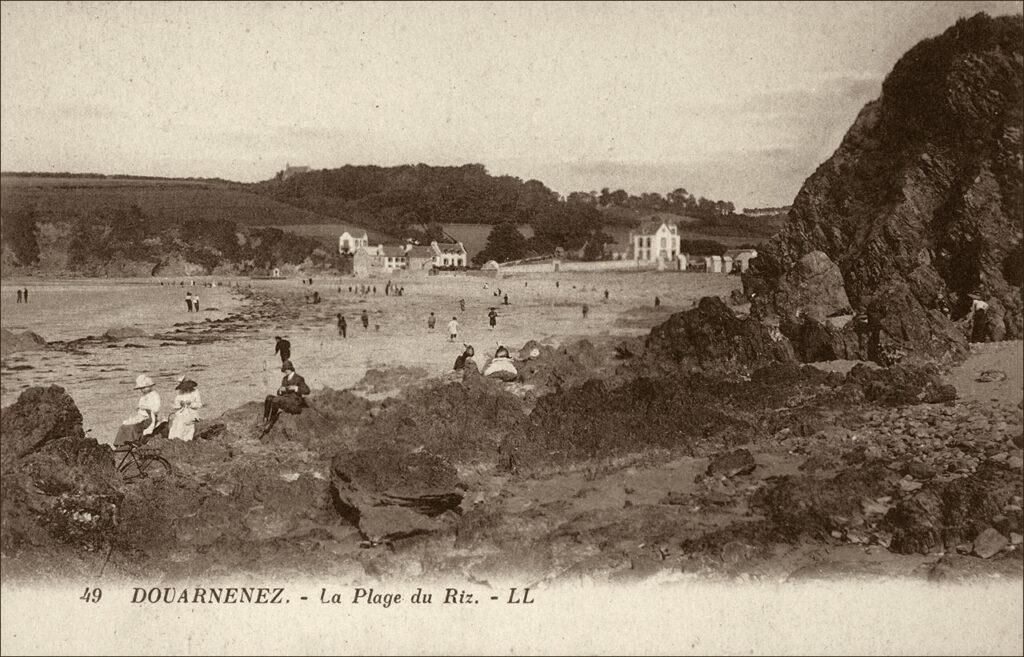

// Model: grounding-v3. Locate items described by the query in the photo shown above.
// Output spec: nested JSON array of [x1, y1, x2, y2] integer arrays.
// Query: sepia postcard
[[1, 1, 1022, 654]]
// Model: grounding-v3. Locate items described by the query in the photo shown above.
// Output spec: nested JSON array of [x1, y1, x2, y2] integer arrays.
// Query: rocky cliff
[[747, 13, 1023, 363]]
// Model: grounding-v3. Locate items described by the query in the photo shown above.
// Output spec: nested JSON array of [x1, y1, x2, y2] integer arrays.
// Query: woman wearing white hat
[[114, 374, 161, 445]]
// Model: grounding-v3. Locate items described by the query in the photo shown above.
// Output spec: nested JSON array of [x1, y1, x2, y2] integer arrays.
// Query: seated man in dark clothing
[[261, 360, 310, 430], [453, 345, 475, 371]]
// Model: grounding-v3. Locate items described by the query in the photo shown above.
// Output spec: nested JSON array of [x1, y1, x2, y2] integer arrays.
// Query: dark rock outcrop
[[0, 386, 121, 552], [330, 447, 464, 543], [644, 296, 795, 368], [746, 13, 1023, 362], [706, 449, 757, 478]]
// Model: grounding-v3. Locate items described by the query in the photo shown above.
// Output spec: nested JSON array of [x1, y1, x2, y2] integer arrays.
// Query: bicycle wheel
[[136, 455, 172, 481]]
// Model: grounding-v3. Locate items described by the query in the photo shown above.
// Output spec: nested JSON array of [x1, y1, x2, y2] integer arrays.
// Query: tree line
[[1, 204, 324, 274]]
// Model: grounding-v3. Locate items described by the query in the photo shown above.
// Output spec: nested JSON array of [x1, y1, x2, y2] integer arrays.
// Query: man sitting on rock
[[261, 360, 310, 431]]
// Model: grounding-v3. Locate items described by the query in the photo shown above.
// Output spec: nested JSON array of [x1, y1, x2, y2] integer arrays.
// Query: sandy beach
[[1, 271, 742, 443]]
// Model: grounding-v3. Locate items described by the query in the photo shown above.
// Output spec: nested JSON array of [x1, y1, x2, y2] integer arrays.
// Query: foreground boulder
[[330, 447, 464, 543], [746, 14, 1022, 362], [0, 386, 121, 552]]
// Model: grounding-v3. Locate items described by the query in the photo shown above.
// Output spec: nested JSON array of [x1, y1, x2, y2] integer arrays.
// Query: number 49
[[80, 588, 102, 603]]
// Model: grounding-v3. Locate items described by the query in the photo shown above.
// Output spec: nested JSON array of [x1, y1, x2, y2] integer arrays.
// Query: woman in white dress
[[114, 374, 160, 445], [168, 378, 203, 441]]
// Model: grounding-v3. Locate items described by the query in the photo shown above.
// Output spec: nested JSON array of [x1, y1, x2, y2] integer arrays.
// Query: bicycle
[[113, 431, 172, 483]]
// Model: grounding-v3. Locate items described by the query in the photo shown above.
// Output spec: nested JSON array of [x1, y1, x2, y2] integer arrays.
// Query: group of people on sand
[[14, 287, 30, 303], [184, 291, 200, 313], [115, 374, 204, 445]]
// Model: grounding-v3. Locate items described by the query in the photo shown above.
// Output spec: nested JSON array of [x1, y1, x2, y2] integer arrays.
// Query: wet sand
[[0, 271, 742, 443]]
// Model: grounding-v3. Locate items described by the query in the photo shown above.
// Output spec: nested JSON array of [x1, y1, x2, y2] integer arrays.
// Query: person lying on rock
[[115, 374, 160, 445], [483, 346, 519, 382], [261, 360, 310, 430]]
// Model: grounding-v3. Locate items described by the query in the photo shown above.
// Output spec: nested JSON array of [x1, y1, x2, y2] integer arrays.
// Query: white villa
[[630, 221, 681, 262], [431, 241, 468, 268], [338, 230, 369, 254]]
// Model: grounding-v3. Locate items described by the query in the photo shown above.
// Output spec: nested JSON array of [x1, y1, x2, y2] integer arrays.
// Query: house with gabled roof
[[629, 220, 680, 262], [405, 245, 436, 273], [338, 230, 369, 254], [431, 241, 467, 268]]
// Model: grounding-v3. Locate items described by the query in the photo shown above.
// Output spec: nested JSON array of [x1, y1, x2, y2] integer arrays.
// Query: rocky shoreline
[[2, 298, 1020, 583]]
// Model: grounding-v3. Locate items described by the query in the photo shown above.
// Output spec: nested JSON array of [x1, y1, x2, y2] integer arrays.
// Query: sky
[[1, 1, 1020, 207]]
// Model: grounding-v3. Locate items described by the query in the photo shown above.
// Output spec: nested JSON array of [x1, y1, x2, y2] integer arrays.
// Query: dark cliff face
[[747, 13, 1023, 359]]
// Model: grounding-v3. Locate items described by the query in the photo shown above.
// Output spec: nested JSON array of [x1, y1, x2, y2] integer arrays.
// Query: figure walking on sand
[[193, 294, 199, 312], [16, 289, 22, 303], [428, 312, 436, 331], [459, 298, 465, 312], [488, 308, 497, 329], [604, 289, 609, 302], [22, 287, 28, 303], [654, 296, 661, 308], [361, 309, 370, 330], [274, 336, 291, 364], [448, 316, 459, 342], [582, 304, 589, 319], [337, 313, 347, 338], [185, 292, 194, 313]]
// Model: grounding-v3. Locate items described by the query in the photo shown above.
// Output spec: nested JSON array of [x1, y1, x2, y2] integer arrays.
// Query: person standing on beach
[[503, 294, 509, 305], [654, 296, 661, 308], [361, 309, 370, 330], [23, 287, 29, 303], [185, 292, 193, 313], [488, 308, 497, 329], [448, 317, 459, 342], [274, 336, 291, 363], [337, 313, 347, 338], [459, 298, 465, 312], [604, 289, 609, 302], [193, 294, 200, 312], [16, 289, 22, 303], [428, 312, 436, 331], [582, 304, 589, 319]]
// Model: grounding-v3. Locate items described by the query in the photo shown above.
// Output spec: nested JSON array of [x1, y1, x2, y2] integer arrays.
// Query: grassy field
[[0, 175, 339, 227]]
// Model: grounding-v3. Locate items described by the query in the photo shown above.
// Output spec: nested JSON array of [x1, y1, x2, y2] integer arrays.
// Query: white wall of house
[[630, 223, 680, 262], [339, 231, 369, 254]]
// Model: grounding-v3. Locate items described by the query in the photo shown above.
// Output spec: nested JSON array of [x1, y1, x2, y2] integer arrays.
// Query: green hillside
[[0, 174, 341, 227]]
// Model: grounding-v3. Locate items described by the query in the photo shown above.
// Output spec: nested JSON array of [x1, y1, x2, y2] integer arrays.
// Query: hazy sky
[[1, 1, 1020, 206]]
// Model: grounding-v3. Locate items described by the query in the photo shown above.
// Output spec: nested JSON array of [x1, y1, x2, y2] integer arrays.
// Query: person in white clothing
[[447, 317, 459, 342], [168, 378, 203, 441], [115, 374, 161, 445]]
